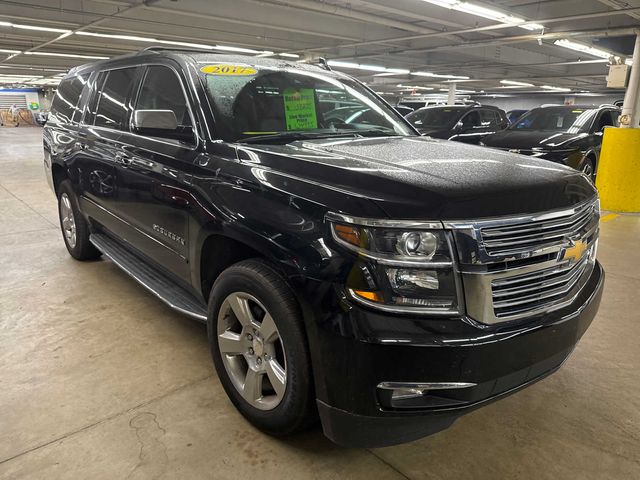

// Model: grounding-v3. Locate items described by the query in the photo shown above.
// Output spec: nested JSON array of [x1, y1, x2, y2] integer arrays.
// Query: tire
[[579, 156, 596, 181], [57, 180, 101, 261], [207, 259, 315, 436]]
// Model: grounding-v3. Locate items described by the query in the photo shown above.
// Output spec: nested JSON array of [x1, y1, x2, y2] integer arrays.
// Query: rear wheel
[[57, 180, 101, 260], [207, 259, 314, 435]]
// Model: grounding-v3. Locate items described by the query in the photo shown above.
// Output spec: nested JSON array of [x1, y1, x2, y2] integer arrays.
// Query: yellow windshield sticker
[[283, 88, 317, 130], [200, 65, 257, 76]]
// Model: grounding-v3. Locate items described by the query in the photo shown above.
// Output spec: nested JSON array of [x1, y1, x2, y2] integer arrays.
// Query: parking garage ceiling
[[0, 0, 638, 95]]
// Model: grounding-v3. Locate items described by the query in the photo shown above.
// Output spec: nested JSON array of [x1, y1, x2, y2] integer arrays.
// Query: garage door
[[0, 94, 28, 108]]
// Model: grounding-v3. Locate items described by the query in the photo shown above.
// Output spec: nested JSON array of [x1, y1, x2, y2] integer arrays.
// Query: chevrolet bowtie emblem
[[561, 239, 588, 263]]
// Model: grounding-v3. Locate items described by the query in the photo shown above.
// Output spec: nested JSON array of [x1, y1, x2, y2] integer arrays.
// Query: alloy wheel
[[60, 193, 77, 248], [217, 292, 287, 410]]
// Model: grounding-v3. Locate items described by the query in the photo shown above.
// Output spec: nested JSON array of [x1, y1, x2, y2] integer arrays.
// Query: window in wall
[[93, 67, 138, 130]]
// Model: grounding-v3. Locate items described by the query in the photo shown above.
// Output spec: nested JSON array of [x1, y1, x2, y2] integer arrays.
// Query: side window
[[595, 111, 615, 132], [479, 110, 497, 126], [611, 110, 620, 127], [50, 74, 89, 124], [134, 65, 192, 131], [461, 111, 481, 128], [93, 67, 138, 130]]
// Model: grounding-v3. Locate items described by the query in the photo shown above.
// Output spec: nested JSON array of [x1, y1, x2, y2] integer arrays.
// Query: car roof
[[412, 104, 501, 112], [68, 47, 340, 78]]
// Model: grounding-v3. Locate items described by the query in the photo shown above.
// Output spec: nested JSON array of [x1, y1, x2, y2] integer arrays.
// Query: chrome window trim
[[325, 212, 442, 230]]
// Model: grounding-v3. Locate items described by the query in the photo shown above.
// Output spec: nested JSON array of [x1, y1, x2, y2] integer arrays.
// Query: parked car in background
[[481, 105, 620, 179], [506, 109, 528, 124], [393, 104, 414, 116], [406, 104, 509, 144]]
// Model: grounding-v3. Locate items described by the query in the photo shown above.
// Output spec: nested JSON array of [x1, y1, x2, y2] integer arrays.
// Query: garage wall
[[0, 88, 41, 109]]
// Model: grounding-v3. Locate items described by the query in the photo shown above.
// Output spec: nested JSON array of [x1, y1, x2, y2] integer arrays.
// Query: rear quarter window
[[49, 74, 89, 124]]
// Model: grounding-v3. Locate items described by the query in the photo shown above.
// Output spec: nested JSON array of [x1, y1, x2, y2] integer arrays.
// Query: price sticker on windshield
[[283, 88, 318, 130], [200, 65, 257, 76]]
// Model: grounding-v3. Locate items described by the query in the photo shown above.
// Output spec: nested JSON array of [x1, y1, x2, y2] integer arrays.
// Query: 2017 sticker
[[200, 65, 257, 76]]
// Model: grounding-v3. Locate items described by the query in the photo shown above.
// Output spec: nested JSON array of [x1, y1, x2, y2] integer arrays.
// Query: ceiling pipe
[[249, 0, 455, 36], [298, 7, 640, 54]]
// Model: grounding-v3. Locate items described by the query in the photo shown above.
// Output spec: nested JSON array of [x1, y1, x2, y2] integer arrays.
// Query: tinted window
[[479, 109, 497, 126], [406, 107, 465, 128], [461, 111, 481, 128], [512, 107, 597, 133], [135, 66, 192, 128], [93, 67, 138, 130], [50, 74, 89, 124], [595, 110, 617, 131]]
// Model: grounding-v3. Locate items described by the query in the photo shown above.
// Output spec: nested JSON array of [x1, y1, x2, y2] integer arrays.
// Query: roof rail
[[137, 46, 213, 55]]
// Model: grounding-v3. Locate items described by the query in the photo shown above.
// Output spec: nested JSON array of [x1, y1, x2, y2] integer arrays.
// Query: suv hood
[[483, 130, 586, 150], [235, 136, 595, 220]]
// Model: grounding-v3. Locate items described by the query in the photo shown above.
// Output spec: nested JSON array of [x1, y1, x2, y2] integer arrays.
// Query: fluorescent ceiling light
[[0, 48, 21, 54], [0, 21, 70, 33], [77, 31, 275, 56], [24, 51, 110, 59], [439, 88, 476, 93], [397, 84, 434, 90], [420, 0, 543, 30], [413, 71, 470, 80], [500, 80, 534, 87], [328, 60, 404, 73], [553, 39, 611, 59], [541, 85, 572, 92], [278, 53, 300, 58]]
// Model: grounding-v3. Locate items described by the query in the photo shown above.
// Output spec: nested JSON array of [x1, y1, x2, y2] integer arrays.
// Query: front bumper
[[305, 261, 604, 447]]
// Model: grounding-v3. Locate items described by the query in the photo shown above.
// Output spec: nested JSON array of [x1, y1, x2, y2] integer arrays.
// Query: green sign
[[283, 88, 317, 131], [29, 102, 39, 110]]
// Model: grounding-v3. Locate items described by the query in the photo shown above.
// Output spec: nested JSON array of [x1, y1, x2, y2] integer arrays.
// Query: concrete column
[[621, 32, 640, 128], [448, 83, 456, 105]]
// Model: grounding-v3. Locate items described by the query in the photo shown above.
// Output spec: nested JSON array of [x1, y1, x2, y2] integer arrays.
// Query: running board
[[90, 233, 208, 322]]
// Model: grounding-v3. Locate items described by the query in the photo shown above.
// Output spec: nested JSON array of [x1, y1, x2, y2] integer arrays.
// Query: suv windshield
[[511, 107, 598, 133], [406, 107, 464, 129], [199, 63, 415, 143]]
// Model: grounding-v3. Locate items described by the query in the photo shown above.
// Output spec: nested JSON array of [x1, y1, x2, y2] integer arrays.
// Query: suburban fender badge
[[153, 224, 186, 246]]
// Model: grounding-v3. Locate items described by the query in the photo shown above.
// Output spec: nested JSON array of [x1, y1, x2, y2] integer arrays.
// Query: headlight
[[327, 214, 462, 315]]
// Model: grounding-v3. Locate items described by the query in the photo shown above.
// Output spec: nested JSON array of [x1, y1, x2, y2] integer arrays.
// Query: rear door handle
[[74, 142, 87, 150]]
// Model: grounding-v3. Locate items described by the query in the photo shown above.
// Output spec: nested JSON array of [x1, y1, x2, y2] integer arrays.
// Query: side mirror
[[133, 109, 178, 130], [132, 109, 193, 142]]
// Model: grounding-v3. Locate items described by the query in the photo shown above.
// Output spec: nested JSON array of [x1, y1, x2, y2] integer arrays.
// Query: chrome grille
[[447, 197, 600, 324], [480, 200, 597, 256], [491, 254, 592, 319]]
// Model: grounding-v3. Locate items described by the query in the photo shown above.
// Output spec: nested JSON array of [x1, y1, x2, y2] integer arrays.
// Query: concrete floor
[[0, 126, 638, 479]]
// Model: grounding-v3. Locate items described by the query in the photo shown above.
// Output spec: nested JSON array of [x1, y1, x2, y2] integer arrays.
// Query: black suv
[[482, 105, 621, 179], [405, 104, 509, 143], [44, 48, 604, 447]]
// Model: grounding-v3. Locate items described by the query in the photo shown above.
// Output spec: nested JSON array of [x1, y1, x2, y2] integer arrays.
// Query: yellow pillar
[[596, 128, 640, 212]]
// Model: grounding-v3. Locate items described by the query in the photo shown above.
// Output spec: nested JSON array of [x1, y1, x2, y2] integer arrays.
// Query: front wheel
[[207, 259, 315, 435]]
